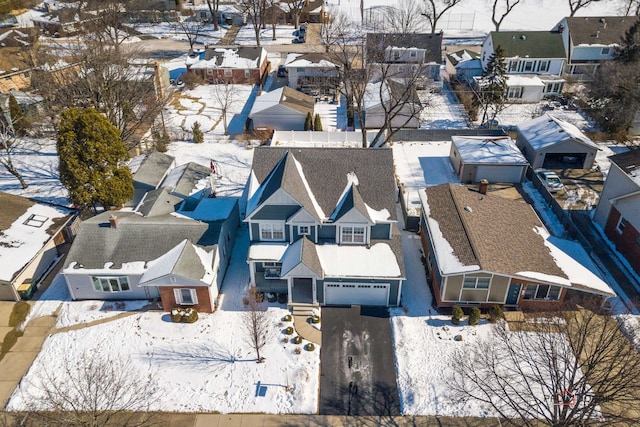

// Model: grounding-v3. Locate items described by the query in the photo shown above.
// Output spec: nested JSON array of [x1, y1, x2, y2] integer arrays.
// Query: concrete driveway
[[319, 306, 400, 417]]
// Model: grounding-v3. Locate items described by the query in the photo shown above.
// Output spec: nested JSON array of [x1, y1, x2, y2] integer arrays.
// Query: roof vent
[[595, 31, 600, 38], [464, 206, 473, 212], [599, 18, 606, 24], [520, 35, 526, 40]]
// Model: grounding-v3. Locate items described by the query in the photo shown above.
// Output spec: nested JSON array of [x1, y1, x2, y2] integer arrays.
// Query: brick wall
[[160, 286, 213, 313], [604, 207, 640, 276]]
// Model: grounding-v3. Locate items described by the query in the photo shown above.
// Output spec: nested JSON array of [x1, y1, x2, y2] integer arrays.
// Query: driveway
[[319, 306, 400, 416]]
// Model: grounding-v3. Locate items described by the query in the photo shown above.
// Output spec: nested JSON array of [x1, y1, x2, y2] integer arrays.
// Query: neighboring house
[[0, 193, 75, 301], [248, 86, 314, 131], [420, 183, 614, 309], [63, 194, 240, 313], [127, 151, 176, 207], [481, 31, 566, 101], [593, 149, 640, 275], [363, 79, 422, 129], [32, 5, 101, 36], [0, 28, 38, 93], [554, 16, 636, 80], [244, 147, 405, 307], [365, 33, 442, 90], [516, 114, 598, 170], [450, 135, 528, 184], [445, 49, 482, 85], [283, 53, 340, 97], [187, 47, 269, 85]]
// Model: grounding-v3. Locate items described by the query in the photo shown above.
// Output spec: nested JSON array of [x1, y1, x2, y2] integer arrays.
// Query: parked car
[[535, 169, 565, 193], [277, 65, 288, 77]]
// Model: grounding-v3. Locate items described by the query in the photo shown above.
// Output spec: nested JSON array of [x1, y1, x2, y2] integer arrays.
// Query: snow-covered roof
[[315, 243, 402, 278], [506, 74, 545, 87], [609, 148, 640, 187], [283, 53, 338, 68], [247, 243, 289, 261], [176, 197, 238, 222], [139, 239, 215, 287], [451, 136, 528, 165], [517, 114, 598, 151], [0, 197, 72, 282], [188, 47, 266, 70]]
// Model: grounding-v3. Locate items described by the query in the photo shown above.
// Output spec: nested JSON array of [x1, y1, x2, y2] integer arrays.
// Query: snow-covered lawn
[[128, 22, 226, 45], [56, 300, 150, 329], [9, 227, 320, 414], [235, 25, 299, 46]]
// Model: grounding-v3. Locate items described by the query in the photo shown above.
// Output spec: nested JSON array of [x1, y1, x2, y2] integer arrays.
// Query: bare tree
[[421, 0, 464, 34], [618, 0, 640, 15], [265, 0, 281, 41], [19, 346, 158, 427], [490, 0, 523, 31], [0, 120, 28, 189], [239, 0, 267, 46], [568, 0, 602, 16], [383, 0, 430, 33], [206, 0, 221, 30], [211, 80, 241, 135], [243, 287, 268, 363], [281, 0, 304, 28], [451, 307, 640, 426], [172, 16, 205, 50]]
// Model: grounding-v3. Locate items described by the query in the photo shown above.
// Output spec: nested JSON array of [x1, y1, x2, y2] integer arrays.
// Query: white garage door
[[324, 283, 389, 306], [476, 165, 524, 183]]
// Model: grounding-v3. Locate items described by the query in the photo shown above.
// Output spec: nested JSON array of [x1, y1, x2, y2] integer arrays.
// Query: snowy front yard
[[8, 228, 320, 414]]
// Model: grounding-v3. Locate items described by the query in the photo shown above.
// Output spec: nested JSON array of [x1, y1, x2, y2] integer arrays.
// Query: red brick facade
[[159, 286, 213, 313], [190, 58, 269, 85], [604, 206, 640, 276]]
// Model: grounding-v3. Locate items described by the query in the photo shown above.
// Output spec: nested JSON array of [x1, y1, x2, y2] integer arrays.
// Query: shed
[[249, 86, 314, 131], [450, 136, 528, 183], [516, 114, 598, 170]]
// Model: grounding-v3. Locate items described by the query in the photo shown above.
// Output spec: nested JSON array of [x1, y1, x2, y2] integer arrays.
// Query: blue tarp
[[169, 68, 187, 80]]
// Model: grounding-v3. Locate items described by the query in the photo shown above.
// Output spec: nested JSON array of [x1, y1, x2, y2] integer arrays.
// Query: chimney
[[109, 215, 118, 228], [479, 179, 489, 194]]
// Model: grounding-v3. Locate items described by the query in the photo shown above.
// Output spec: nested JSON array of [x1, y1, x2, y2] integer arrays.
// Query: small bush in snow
[[183, 308, 198, 323], [267, 292, 277, 303], [489, 305, 504, 323], [452, 306, 463, 325], [292, 336, 303, 345], [469, 307, 481, 326], [305, 343, 315, 351], [277, 293, 288, 304], [310, 314, 320, 324], [294, 347, 302, 355], [283, 314, 292, 322], [170, 309, 183, 323], [284, 326, 294, 335]]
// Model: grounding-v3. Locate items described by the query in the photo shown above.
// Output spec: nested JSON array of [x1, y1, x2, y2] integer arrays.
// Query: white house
[[283, 52, 340, 97], [249, 87, 315, 131]]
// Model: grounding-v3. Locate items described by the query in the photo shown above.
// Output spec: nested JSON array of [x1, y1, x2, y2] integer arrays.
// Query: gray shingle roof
[[490, 31, 566, 58], [366, 33, 442, 63], [280, 86, 314, 116], [133, 151, 175, 188], [65, 211, 219, 270], [136, 187, 184, 217], [609, 148, 640, 179], [425, 183, 565, 277], [251, 147, 397, 221], [330, 183, 371, 222], [172, 241, 207, 281], [563, 16, 636, 46], [163, 162, 211, 199]]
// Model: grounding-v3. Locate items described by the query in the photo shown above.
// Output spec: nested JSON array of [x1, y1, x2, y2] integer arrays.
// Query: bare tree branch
[[243, 287, 268, 363], [490, 0, 522, 31], [568, 0, 602, 17], [421, 0, 464, 34]]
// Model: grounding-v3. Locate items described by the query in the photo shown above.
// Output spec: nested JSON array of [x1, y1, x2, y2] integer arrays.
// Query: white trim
[[337, 225, 367, 244], [174, 288, 198, 305], [616, 216, 627, 234], [259, 222, 286, 241]]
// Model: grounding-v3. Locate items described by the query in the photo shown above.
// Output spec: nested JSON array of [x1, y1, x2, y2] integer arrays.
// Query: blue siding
[[252, 205, 300, 220], [370, 224, 390, 239], [318, 225, 336, 240], [291, 226, 316, 242]]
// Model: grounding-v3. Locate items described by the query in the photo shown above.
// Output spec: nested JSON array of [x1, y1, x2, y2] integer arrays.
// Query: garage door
[[476, 165, 524, 183], [324, 283, 389, 306]]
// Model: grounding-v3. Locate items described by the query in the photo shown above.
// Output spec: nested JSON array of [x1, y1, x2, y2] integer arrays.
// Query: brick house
[[186, 47, 269, 85]]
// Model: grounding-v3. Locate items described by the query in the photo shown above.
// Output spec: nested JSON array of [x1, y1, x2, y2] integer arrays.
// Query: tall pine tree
[[57, 108, 133, 211], [476, 45, 508, 127]]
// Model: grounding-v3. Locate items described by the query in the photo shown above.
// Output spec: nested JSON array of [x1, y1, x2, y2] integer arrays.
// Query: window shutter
[[174, 289, 181, 304], [190, 289, 199, 305]]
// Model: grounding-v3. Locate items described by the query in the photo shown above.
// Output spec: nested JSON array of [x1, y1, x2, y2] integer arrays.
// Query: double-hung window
[[298, 225, 310, 235], [522, 284, 561, 300], [92, 277, 130, 293], [507, 87, 523, 99], [463, 277, 490, 289], [174, 288, 198, 305], [616, 217, 628, 234], [341, 226, 366, 244], [538, 61, 549, 72], [260, 223, 285, 241]]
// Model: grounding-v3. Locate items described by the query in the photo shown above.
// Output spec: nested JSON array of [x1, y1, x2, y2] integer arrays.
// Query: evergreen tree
[[57, 108, 133, 211], [304, 112, 313, 131], [468, 307, 481, 326], [192, 121, 204, 144], [615, 18, 640, 64], [313, 113, 323, 131], [8, 94, 29, 136], [475, 45, 508, 126]]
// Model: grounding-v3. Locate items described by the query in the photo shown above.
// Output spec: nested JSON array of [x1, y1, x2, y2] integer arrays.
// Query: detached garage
[[248, 86, 314, 131], [516, 114, 599, 170], [450, 135, 528, 184]]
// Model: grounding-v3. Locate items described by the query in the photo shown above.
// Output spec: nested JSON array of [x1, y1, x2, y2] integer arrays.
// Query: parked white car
[[535, 169, 565, 193]]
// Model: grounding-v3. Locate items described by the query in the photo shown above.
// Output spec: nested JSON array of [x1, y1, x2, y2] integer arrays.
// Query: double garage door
[[324, 283, 389, 306], [476, 165, 525, 184]]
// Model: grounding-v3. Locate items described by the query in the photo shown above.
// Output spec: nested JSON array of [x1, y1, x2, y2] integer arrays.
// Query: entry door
[[506, 283, 521, 305]]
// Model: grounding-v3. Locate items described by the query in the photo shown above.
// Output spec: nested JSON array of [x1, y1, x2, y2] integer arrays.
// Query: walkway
[[571, 211, 640, 312], [293, 314, 321, 345], [217, 24, 240, 45]]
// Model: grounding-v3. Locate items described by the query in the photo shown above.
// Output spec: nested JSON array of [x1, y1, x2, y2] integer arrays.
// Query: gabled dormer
[[246, 151, 324, 242], [330, 175, 373, 245]]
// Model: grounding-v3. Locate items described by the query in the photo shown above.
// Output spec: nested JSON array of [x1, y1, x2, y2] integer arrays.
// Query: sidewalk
[[293, 315, 321, 345]]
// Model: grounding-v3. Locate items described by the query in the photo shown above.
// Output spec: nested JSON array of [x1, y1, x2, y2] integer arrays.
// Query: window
[[341, 226, 366, 244], [92, 277, 130, 293], [522, 284, 561, 300], [507, 87, 523, 99], [544, 82, 563, 94], [409, 50, 417, 58], [538, 61, 549, 72], [463, 277, 490, 289], [260, 223, 285, 240], [601, 47, 610, 55], [224, 68, 232, 77], [509, 60, 518, 71], [393, 50, 401, 60], [207, 69, 213, 76], [524, 61, 534, 71], [616, 217, 628, 234], [244, 69, 250, 78], [174, 288, 198, 305], [262, 262, 282, 279], [298, 225, 310, 235], [24, 214, 48, 228]]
